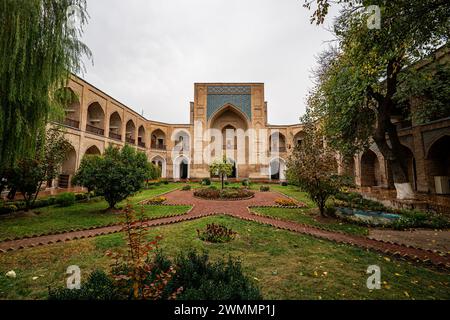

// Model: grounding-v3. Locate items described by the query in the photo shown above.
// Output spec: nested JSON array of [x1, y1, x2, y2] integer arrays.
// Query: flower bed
[[275, 198, 298, 207], [197, 223, 237, 243], [193, 187, 255, 200]]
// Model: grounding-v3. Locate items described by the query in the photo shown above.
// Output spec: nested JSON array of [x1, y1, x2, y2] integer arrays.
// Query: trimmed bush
[[242, 179, 251, 187], [280, 181, 288, 187], [275, 198, 297, 207], [201, 178, 211, 186], [197, 224, 237, 243], [147, 196, 167, 205], [194, 187, 254, 200], [49, 270, 118, 300], [163, 250, 262, 300], [181, 185, 192, 191], [55, 192, 76, 207], [260, 185, 270, 192]]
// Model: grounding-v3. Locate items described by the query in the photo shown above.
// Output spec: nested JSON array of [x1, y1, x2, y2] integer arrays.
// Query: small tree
[[6, 127, 73, 210], [73, 145, 159, 209], [72, 155, 102, 193], [286, 122, 342, 217], [209, 157, 233, 190]]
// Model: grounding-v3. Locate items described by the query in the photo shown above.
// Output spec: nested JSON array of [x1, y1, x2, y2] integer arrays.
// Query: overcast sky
[[80, 0, 338, 125]]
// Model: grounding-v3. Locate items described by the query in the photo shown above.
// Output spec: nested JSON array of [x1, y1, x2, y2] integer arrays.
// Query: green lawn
[[0, 215, 448, 300], [254, 185, 368, 236], [0, 184, 189, 241], [252, 207, 369, 236]]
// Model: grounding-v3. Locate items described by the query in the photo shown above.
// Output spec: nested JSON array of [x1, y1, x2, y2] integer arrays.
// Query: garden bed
[[193, 187, 255, 201]]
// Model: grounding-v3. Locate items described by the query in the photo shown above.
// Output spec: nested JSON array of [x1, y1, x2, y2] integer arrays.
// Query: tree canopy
[[73, 145, 160, 209], [0, 0, 91, 170], [304, 0, 449, 199]]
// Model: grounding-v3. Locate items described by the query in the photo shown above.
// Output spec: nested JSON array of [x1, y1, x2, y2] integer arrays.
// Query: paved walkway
[[369, 229, 450, 253], [0, 190, 449, 268]]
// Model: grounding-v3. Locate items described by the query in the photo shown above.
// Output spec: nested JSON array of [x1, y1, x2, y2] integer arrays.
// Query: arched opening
[[227, 158, 237, 179], [174, 156, 189, 180], [342, 157, 356, 183], [151, 129, 166, 150], [85, 145, 101, 156], [222, 125, 238, 150], [138, 126, 146, 148], [151, 156, 166, 178], [86, 102, 105, 136], [399, 145, 417, 191], [270, 132, 287, 153], [270, 158, 286, 180], [209, 105, 249, 165], [173, 130, 190, 152], [109, 112, 122, 141], [360, 150, 381, 187], [56, 87, 81, 129], [126, 120, 136, 144], [426, 135, 450, 194], [293, 131, 306, 150], [59, 146, 77, 188]]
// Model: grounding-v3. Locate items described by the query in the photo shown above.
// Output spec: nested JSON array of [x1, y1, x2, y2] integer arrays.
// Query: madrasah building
[[56, 47, 450, 203], [56, 78, 307, 186]]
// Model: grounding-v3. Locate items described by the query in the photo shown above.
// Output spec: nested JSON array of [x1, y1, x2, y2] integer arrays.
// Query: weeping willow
[[0, 0, 92, 170]]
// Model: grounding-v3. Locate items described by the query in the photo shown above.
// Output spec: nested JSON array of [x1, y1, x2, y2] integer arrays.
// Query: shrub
[[147, 196, 167, 205], [164, 250, 262, 300], [201, 178, 211, 186], [73, 145, 159, 209], [224, 181, 230, 186], [181, 185, 191, 191], [55, 192, 76, 207], [49, 270, 118, 300], [260, 185, 270, 192], [197, 224, 237, 243], [391, 210, 450, 230], [162, 180, 169, 185], [242, 179, 251, 187], [275, 198, 297, 207], [280, 181, 288, 187], [195, 187, 254, 200]]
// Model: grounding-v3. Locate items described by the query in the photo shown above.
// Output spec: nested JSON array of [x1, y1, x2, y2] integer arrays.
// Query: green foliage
[[391, 211, 450, 231], [0, 0, 91, 169], [280, 181, 288, 187], [201, 178, 211, 186], [304, 1, 450, 189], [3, 128, 72, 210], [194, 187, 254, 200], [48, 270, 118, 300], [209, 158, 234, 189], [286, 124, 343, 216], [72, 145, 158, 209], [260, 185, 270, 192], [197, 223, 237, 243], [242, 179, 251, 187], [55, 192, 76, 207], [165, 250, 262, 300], [396, 63, 450, 124], [181, 185, 192, 191]]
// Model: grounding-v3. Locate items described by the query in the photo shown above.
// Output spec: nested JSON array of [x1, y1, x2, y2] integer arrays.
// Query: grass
[[0, 184, 189, 241], [252, 207, 369, 236], [254, 184, 369, 236], [0, 215, 448, 300]]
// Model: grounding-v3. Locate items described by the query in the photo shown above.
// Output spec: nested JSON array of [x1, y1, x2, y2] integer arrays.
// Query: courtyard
[[0, 183, 449, 300]]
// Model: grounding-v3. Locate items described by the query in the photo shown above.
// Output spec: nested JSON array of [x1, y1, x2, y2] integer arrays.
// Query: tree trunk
[[221, 174, 224, 190], [369, 57, 415, 200]]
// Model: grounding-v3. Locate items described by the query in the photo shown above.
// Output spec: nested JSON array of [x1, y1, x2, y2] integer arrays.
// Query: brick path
[[0, 190, 449, 268]]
